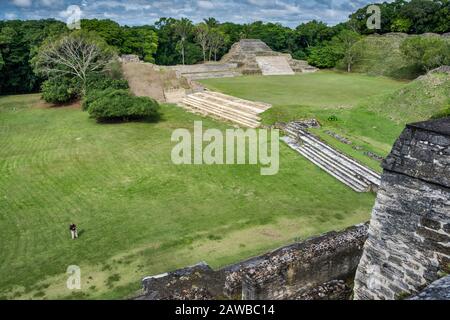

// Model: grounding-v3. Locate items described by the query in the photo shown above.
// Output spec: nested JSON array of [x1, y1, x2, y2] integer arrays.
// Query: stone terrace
[[181, 91, 272, 128]]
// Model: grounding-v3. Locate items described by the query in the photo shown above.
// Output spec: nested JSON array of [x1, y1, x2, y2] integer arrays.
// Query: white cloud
[[59, 5, 82, 19], [39, 0, 63, 7], [197, 1, 214, 10], [89, 1, 152, 11], [12, 0, 33, 7], [5, 12, 18, 20]]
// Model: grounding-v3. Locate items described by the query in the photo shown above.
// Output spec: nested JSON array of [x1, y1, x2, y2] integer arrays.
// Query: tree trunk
[[182, 43, 185, 65], [347, 62, 351, 73]]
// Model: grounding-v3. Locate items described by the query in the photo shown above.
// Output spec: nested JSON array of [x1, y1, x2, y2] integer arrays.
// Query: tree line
[[1, 0, 449, 95]]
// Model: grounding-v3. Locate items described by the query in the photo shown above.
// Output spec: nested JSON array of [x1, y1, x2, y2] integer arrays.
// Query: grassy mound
[[350, 33, 448, 79], [363, 71, 450, 123]]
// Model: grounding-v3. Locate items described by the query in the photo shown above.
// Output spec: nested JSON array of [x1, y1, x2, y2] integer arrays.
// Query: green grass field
[[0, 87, 377, 299], [200, 71, 414, 172]]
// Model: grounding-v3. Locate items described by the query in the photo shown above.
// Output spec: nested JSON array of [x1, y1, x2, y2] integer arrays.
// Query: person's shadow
[[77, 229, 85, 238]]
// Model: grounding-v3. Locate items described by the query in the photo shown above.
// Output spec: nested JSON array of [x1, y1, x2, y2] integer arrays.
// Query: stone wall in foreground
[[136, 224, 368, 300], [354, 117, 450, 300]]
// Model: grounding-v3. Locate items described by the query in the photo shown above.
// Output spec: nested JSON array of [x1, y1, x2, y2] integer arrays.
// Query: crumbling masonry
[[354, 117, 450, 299]]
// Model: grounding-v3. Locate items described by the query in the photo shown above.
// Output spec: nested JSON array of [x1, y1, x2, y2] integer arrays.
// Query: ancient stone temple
[[221, 39, 317, 75], [169, 39, 318, 80], [354, 117, 450, 300]]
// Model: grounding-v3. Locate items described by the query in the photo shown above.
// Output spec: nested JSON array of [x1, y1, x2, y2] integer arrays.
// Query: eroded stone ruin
[[169, 39, 318, 80], [222, 39, 317, 75], [354, 117, 450, 299], [136, 224, 368, 300]]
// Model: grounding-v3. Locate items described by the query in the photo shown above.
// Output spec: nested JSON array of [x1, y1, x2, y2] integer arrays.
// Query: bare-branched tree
[[208, 29, 226, 62], [195, 23, 210, 62], [33, 31, 116, 94]]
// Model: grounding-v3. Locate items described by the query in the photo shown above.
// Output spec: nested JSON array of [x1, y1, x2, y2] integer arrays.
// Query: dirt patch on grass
[[33, 98, 81, 110]]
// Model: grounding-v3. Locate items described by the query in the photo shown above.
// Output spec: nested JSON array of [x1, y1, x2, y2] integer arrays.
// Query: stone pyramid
[[221, 39, 317, 75]]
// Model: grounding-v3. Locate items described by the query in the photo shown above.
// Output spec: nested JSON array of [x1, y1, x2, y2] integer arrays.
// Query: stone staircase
[[180, 91, 272, 128], [282, 122, 381, 192], [256, 56, 295, 75]]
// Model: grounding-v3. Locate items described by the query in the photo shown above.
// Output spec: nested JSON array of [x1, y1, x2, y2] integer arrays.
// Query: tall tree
[[204, 17, 219, 29], [174, 18, 193, 65], [195, 23, 210, 62], [332, 30, 362, 72], [33, 31, 116, 95], [208, 29, 227, 61]]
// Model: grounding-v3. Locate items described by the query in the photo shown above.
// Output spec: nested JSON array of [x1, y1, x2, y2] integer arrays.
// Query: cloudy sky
[[1, 0, 381, 27]]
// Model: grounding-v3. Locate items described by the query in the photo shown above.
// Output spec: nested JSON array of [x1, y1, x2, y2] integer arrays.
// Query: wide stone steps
[[181, 98, 258, 128], [206, 91, 271, 113], [194, 92, 265, 116], [187, 71, 241, 80], [182, 98, 260, 128], [282, 124, 381, 192], [256, 56, 295, 75], [180, 91, 272, 128], [184, 95, 260, 123]]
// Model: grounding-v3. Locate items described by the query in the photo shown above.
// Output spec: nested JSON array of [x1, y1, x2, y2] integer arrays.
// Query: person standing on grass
[[69, 223, 78, 240]]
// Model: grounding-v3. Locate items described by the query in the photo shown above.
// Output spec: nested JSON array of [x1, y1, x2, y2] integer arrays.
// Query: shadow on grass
[[94, 113, 163, 125]]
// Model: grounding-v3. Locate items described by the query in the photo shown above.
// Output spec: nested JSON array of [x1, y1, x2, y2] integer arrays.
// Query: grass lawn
[[200, 71, 410, 172], [0, 93, 376, 300]]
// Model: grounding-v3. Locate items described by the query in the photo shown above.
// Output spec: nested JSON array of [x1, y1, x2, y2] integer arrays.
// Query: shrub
[[82, 74, 129, 111], [307, 45, 341, 68], [86, 73, 129, 92], [82, 87, 114, 111], [41, 78, 80, 104], [87, 89, 160, 122]]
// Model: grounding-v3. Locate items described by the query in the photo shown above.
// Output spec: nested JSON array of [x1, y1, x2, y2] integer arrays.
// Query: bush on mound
[[87, 89, 160, 122]]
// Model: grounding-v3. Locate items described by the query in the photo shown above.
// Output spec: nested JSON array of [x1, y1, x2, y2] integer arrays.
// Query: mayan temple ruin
[[169, 39, 318, 80]]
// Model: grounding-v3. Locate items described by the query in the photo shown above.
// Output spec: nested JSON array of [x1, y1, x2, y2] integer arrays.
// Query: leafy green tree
[[80, 19, 124, 48], [332, 30, 362, 72], [0, 20, 67, 95], [204, 17, 219, 29], [307, 45, 341, 68], [296, 20, 335, 48], [122, 27, 158, 63], [391, 18, 413, 33], [399, 0, 442, 34], [154, 18, 179, 65]]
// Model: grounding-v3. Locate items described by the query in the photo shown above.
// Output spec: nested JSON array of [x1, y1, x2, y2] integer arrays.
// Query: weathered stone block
[[354, 117, 450, 300]]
